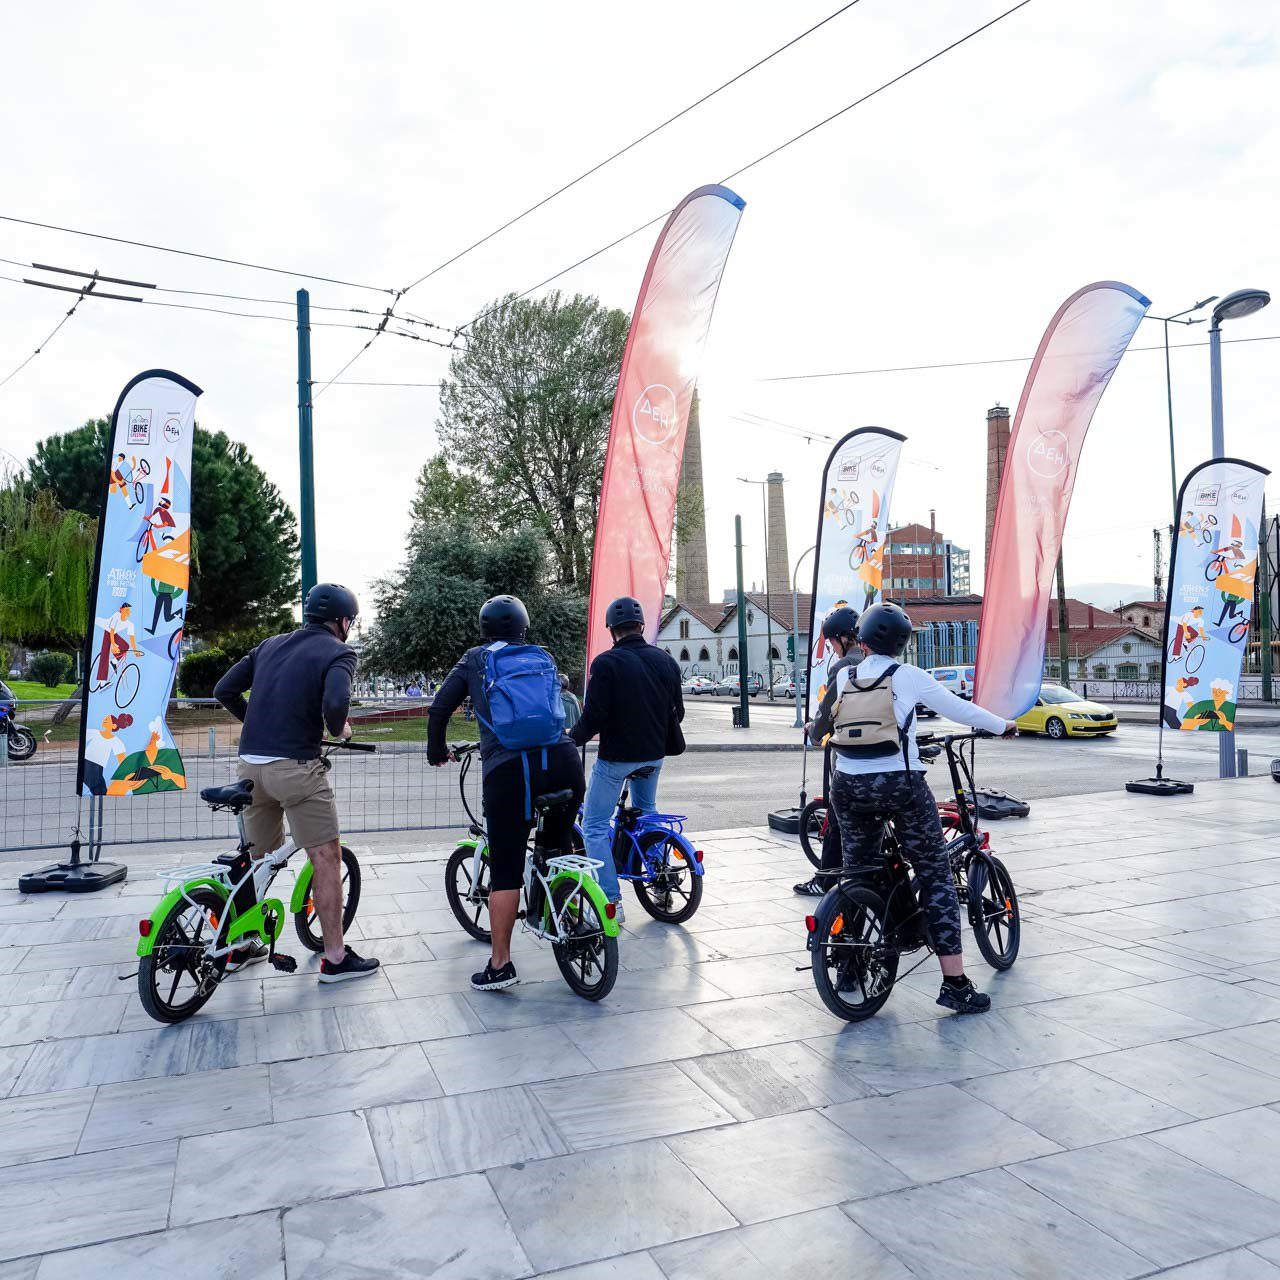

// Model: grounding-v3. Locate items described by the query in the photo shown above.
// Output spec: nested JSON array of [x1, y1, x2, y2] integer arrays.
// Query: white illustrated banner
[[77, 370, 201, 796], [803, 427, 905, 721], [1161, 457, 1269, 733]]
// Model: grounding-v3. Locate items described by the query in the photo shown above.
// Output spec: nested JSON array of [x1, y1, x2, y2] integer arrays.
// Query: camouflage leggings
[[829, 768, 963, 957]]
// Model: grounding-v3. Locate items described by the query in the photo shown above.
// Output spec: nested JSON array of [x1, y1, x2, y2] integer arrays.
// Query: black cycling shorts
[[481, 742, 585, 891]]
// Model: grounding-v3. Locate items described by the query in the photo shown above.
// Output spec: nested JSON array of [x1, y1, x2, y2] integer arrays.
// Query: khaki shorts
[[237, 757, 340, 853]]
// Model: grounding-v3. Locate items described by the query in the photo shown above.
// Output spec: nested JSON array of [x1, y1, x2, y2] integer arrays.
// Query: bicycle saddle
[[533, 788, 576, 813], [200, 780, 255, 811], [626, 766, 657, 781]]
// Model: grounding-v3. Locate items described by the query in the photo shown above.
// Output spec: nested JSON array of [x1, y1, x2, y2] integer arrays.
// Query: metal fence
[[1, 697, 481, 854]]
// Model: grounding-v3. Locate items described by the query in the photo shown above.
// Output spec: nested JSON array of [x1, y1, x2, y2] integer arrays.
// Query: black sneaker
[[937, 977, 991, 1014], [471, 960, 519, 992], [318, 946, 380, 984], [793, 875, 830, 897], [230, 939, 269, 967]]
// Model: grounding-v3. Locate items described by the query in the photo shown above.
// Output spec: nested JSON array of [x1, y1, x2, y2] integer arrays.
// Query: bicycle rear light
[[805, 915, 817, 933], [138, 919, 152, 938], [604, 902, 617, 920], [694, 849, 704, 863]]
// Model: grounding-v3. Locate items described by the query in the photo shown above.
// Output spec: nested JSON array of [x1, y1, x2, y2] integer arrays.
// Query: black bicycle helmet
[[821, 605, 859, 643], [479, 594, 529, 641], [304, 582, 359, 623], [605, 596, 645, 629], [857, 602, 912, 655]]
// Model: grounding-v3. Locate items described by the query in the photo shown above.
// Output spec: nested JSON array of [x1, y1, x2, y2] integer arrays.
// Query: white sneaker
[[611, 901, 626, 925]]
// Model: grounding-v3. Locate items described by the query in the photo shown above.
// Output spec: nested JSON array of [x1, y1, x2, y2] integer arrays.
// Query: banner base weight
[[1125, 777, 1194, 797], [768, 807, 801, 834]]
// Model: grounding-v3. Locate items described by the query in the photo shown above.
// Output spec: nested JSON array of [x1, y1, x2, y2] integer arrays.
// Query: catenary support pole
[[735, 515, 750, 729], [1209, 320, 1235, 777], [297, 289, 318, 607]]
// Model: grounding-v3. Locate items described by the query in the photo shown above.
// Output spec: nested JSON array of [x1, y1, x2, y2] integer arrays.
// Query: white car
[[771, 677, 797, 699], [682, 676, 717, 696]]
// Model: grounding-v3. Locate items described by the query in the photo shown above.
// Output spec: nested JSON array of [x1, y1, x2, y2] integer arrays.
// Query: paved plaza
[[1, 776, 1279, 1277]]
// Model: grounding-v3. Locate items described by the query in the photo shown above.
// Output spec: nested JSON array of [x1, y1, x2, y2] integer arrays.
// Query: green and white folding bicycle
[[443, 742, 620, 1001], [134, 740, 373, 1023]]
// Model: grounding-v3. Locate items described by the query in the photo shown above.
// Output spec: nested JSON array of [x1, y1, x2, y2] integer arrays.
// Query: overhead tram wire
[[315, 1, 869, 389], [0, 274, 459, 347], [398, 0, 867, 295], [0, 273, 98, 391], [0, 256, 454, 332], [458, 0, 1036, 334], [0, 215, 394, 294]]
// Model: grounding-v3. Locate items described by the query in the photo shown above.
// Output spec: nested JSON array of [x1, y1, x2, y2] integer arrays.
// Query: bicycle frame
[[449, 743, 620, 941], [594, 778, 704, 884]]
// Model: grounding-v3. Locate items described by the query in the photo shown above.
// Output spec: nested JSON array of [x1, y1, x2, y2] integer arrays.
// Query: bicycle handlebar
[[323, 739, 377, 752], [447, 741, 479, 757]]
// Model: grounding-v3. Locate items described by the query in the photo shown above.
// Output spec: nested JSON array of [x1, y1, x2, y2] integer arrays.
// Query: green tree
[[436, 292, 628, 592], [0, 478, 96, 647], [27, 420, 298, 637], [362, 523, 586, 681], [410, 453, 494, 534]]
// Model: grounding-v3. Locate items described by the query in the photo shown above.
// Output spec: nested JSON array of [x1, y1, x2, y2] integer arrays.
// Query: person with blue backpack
[[428, 595, 585, 991]]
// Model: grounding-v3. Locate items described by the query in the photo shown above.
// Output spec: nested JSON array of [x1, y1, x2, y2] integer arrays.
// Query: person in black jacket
[[570, 597, 683, 920], [214, 583, 378, 984], [428, 595, 584, 991], [794, 605, 860, 896]]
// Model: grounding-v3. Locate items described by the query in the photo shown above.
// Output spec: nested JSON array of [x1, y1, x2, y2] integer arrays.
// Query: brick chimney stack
[[675, 390, 710, 602], [985, 404, 1011, 568], [766, 472, 790, 599]]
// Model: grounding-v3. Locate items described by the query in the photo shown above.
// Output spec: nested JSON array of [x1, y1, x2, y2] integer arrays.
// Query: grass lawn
[[349, 715, 480, 744], [7, 680, 78, 701]]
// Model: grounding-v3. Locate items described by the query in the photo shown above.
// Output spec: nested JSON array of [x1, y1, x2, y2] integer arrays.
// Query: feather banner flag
[[1161, 457, 1269, 732], [77, 370, 201, 796], [974, 282, 1150, 718], [803, 427, 906, 722], [585, 184, 745, 670]]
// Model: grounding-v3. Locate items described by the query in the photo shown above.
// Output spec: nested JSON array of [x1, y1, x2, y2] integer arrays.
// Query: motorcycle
[[0, 704, 37, 762]]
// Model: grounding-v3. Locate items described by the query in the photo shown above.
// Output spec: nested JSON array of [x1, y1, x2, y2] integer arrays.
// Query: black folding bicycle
[[806, 731, 1020, 1022]]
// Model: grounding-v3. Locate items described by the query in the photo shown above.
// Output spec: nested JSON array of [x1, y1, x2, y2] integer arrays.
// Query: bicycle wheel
[[135, 533, 150, 564], [132, 481, 144, 506], [798, 798, 829, 869], [115, 663, 140, 710], [965, 851, 1019, 970], [1229, 620, 1249, 644], [1206, 559, 1226, 581], [6, 726, 36, 761], [1185, 644, 1205, 676], [444, 843, 492, 942], [631, 830, 703, 924], [550, 878, 618, 1001], [293, 845, 362, 951], [138, 886, 229, 1023], [809, 884, 897, 1022]]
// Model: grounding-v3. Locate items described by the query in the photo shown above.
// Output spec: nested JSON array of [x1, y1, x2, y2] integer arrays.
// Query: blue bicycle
[[575, 766, 706, 924]]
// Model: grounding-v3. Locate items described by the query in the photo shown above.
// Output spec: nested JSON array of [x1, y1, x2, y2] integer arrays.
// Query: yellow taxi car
[[1016, 683, 1118, 739]]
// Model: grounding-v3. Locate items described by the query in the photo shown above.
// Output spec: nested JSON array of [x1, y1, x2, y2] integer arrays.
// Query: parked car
[[771, 676, 797, 699], [681, 676, 717, 696], [716, 674, 761, 697], [928, 665, 976, 700], [1016, 683, 1118, 738]]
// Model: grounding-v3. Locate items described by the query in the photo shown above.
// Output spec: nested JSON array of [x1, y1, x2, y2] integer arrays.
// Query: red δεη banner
[[974, 282, 1149, 719], [585, 185, 745, 672]]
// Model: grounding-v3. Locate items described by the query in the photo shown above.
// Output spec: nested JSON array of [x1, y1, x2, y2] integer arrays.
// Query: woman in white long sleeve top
[[807, 602, 1016, 1014]]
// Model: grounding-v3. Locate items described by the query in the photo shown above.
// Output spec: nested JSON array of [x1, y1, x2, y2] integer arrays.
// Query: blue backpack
[[479, 643, 565, 750]]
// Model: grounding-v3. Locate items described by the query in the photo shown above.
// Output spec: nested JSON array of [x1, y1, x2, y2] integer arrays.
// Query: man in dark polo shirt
[[214, 583, 378, 983]]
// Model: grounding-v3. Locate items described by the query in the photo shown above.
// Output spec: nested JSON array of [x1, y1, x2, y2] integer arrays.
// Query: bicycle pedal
[[270, 953, 298, 973]]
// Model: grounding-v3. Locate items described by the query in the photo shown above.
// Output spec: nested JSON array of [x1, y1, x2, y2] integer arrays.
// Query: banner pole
[[734, 516, 750, 729], [297, 289, 317, 607]]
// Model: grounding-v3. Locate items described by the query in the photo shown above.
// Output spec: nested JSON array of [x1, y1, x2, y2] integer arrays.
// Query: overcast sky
[[2, 0, 1276, 618]]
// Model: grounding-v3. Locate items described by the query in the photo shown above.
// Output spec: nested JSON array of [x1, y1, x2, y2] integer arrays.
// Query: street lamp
[[791, 544, 817, 728], [737, 476, 777, 700], [1147, 296, 1216, 518], [1208, 287, 1270, 779]]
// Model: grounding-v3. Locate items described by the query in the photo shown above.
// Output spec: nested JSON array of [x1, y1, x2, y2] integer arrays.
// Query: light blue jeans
[[582, 757, 663, 902]]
